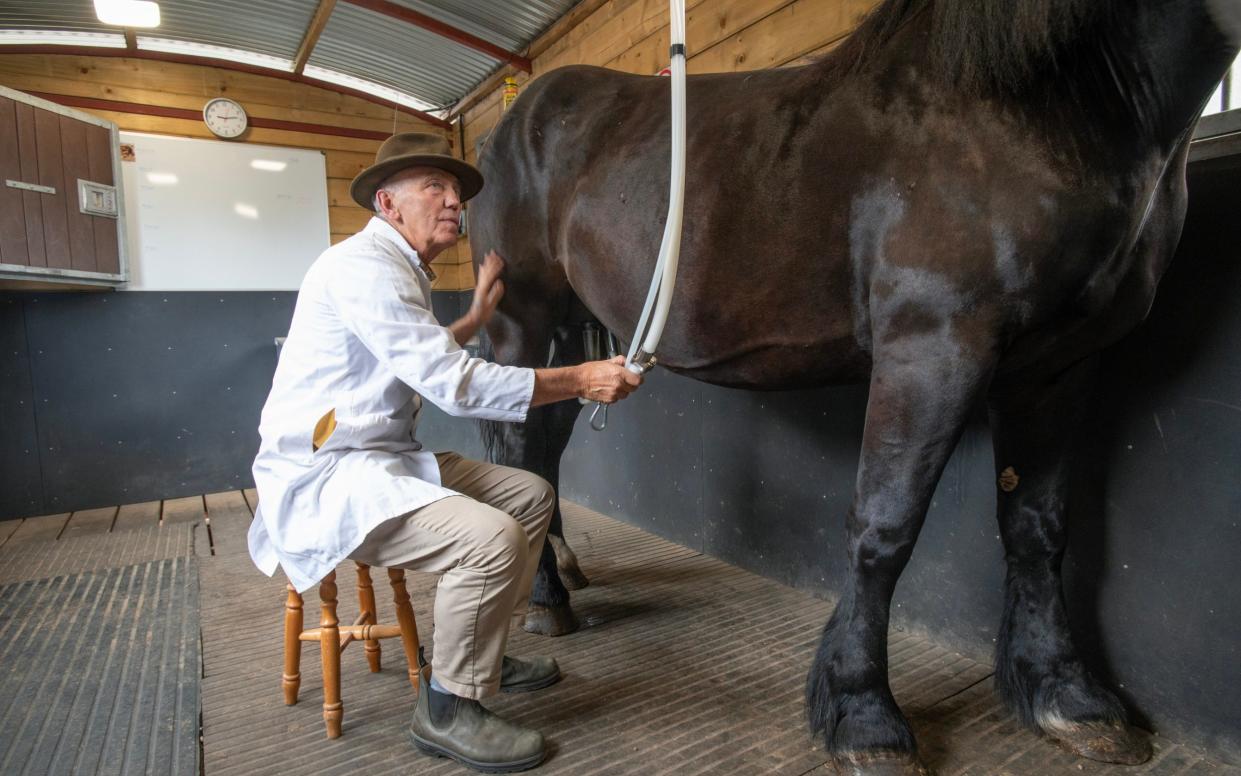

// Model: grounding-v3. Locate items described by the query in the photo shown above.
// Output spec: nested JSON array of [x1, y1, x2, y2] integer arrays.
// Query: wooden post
[[355, 562, 381, 672], [319, 570, 343, 738], [282, 584, 303, 705], [388, 568, 421, 692]]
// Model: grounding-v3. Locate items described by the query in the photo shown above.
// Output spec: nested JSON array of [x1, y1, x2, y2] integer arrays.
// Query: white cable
[[626, 0, 687, 374]]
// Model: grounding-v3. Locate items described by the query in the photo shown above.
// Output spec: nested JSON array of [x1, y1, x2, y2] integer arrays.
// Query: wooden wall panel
[[58, 115, 97, 273], [0, 96, 29, 265], [33, 109, 70, 270], [85, 123, 120, 274], [14, 103, 46, 267]]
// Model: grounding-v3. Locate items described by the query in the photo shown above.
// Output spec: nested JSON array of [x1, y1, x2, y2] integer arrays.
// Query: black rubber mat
[[0, 557, 200, 776]]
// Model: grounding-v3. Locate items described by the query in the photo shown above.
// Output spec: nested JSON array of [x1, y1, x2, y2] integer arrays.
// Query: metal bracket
[[6, 179, 55, 195]]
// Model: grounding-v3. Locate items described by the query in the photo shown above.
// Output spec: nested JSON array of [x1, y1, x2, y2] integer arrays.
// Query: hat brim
[[350, 153, 484, 211]]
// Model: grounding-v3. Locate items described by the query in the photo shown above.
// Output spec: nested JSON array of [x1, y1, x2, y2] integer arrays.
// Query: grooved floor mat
[[198, 502, 1237, 775], [0, 557, 201, 776]]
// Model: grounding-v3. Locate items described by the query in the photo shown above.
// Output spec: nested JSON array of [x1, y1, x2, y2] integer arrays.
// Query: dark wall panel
[[5, 291, 296, 515], [0, 295, 43, 518], [1, 289, 480, 521]]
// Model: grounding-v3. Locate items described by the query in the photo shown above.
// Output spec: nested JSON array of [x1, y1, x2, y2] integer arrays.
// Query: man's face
[[378, 166, 462, 261]]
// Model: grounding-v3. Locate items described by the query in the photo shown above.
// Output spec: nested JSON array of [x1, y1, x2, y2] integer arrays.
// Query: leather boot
[[500, 655, 561, 694], [410, 667, 546, 773]]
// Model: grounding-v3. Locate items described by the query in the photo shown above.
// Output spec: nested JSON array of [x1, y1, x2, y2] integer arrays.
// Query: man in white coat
[[249, 132, 641, 772]]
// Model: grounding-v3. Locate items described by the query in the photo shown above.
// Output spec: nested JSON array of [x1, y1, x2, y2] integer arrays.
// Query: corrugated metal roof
[[0, 0, 112, 33], [310, 2, 499, 108], [0, 0, 578, 110], [149, 0, 317, 61]]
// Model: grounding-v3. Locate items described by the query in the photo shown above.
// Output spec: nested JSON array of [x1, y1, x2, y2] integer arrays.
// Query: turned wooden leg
[[319, 571, 343, 738], [388, 568, 421, 693], [282, 584, 303, 705], [355, 563, 382, 672]]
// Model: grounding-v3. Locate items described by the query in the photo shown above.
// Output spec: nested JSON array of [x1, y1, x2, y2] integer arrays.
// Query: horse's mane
[[821, 0, 1118, 93]]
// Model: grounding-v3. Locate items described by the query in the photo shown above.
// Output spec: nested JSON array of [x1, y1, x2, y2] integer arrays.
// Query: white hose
[[626, 0, 687, 374]]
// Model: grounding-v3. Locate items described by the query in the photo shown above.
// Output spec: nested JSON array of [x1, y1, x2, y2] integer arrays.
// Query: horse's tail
[[476, 334, 507, 465]]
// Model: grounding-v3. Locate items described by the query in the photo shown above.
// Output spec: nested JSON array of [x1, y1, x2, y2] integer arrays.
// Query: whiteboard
[[119, 132, 331, 290]]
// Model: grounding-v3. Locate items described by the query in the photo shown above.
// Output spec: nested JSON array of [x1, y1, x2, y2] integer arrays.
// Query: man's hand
[[470, 250, 506, 327], [449, 250, 506, 348], [577, 356, 642, 404], [531, 356, 643, 408]]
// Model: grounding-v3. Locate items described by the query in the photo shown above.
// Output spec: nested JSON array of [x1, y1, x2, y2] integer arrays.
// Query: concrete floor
[[0, 495, 1236, 775]]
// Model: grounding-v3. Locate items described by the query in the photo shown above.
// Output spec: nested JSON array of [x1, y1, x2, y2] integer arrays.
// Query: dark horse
[[470, 0, 1239, 772]]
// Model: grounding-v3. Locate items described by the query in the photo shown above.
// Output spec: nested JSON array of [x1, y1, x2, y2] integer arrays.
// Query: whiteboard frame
[[118, 131, 330, 292]]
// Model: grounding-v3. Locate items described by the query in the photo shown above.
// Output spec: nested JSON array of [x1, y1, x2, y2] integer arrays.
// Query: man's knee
[[523, 474, 556, 528], [465, 508, 529, 575]]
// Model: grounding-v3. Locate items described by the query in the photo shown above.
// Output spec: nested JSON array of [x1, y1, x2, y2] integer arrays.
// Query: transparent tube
[[626, 0, 687, 374]]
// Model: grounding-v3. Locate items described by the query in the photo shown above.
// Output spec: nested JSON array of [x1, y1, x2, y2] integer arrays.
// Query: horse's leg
[[808, 331, 995, 776], [540, 324, 590, 592], [484, 309, 581, 636], [989, 359, 1151, 765]]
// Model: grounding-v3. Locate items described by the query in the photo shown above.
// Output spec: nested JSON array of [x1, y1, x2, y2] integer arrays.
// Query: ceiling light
[[0, 30, 127, 48], [302, 65, 441, 114], [137, 38, 294, 71], [250, 160, 287, 172], [94, 0, 161, 28]]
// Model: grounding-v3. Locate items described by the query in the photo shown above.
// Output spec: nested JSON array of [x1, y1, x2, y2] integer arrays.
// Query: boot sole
[[500, 670, 562, 694], [412, 730, 546, 773]]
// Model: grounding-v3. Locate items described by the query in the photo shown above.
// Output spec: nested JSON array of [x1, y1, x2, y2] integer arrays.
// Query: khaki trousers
[[349, 452, 554, 700]]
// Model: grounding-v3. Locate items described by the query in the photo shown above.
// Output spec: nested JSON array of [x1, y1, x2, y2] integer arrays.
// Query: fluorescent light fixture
[[137, 37, 294, 71], [234, 203, 259, 220], [250, 159, 287, 172], [94, 0, 161, 28], [0, 29, 127, 48], [145, 172, 178, 185], [302, 65, 441, 114]]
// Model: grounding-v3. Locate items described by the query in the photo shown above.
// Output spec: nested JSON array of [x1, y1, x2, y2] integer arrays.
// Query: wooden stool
[[282, 562, 421, 738]]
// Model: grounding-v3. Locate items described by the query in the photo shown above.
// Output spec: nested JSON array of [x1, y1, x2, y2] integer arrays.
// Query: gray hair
[[371, 172, 418, 215]]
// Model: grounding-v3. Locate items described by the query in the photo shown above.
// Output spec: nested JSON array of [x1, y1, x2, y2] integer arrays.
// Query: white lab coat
[[249, 217, 535, 592]]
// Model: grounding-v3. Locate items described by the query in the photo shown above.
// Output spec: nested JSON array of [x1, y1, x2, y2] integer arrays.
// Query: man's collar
[[364, 217, 437, 281]]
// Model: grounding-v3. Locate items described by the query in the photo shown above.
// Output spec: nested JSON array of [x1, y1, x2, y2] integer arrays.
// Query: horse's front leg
[[809, 327, 996, 776], [989, 359, 1151, 765]]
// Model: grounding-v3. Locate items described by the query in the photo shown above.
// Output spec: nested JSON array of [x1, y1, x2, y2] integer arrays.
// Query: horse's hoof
[[548, 535, 589, 590], [827, 752, 931, 776], [558, 564, 589, 591], [523, 603, 579, 636], [1045, 718, 1152, 765]]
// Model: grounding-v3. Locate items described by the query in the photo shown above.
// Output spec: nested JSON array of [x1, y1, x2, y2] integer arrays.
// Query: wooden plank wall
[[454, 0, 880, 288], [0, 54, 472, 290]]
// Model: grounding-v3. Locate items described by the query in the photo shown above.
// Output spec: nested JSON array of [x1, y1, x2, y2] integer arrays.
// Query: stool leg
[[282, 584, 303, 705], [388, 568, 421, 692], [355, 563, 381, 672], [320, 571, 343, 738]]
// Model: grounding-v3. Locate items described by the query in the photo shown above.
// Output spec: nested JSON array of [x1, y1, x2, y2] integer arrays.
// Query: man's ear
[[376, 190, 399, 223]]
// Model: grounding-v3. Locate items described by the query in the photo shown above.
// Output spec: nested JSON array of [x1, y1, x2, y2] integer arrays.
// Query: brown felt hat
[[350, 131, 484, 210]]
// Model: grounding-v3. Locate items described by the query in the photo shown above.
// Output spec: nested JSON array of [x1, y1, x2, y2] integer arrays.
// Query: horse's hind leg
[[541, 324, 591, 592], [808, 329, 996, 776], [484, 304, 583, 636], [989, 359, 1151, 765]]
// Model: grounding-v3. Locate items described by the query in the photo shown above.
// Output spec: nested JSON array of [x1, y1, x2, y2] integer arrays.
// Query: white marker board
[[119, 132, 331, 290]]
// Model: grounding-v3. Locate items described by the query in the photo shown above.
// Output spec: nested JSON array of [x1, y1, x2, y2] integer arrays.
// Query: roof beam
[[293, 0, 337, 75], [123, 29, 137, 51], [340, 0, 532, 73], [0, 47, 451, 130]]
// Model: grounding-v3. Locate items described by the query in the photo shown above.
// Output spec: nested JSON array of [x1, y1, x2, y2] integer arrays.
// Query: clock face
[[203, 97, 248, 139]]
